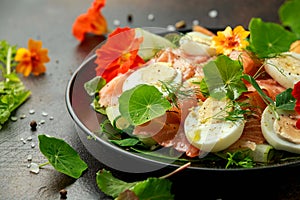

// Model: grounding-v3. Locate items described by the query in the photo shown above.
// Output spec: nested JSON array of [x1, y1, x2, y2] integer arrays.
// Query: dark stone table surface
[[1, 0, 300, 199]]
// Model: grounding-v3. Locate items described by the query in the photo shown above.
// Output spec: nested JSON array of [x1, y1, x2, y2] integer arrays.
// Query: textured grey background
[[2, 0, 300, 199]]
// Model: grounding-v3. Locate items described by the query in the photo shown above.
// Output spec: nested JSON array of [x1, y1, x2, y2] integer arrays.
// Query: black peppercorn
[[127, 14, 133, 23], [30, 120, 37, 131], [60, 189, 67, 199]]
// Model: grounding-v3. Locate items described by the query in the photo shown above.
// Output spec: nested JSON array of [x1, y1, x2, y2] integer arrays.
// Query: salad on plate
[[83, 15, 300, 169]]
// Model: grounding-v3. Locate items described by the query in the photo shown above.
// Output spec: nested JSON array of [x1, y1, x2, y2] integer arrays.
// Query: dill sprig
[[160, 80, 200, 107]]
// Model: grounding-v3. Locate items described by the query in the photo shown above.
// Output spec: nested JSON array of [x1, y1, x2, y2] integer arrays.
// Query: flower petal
[[95, 27, 145, 83], [292, 81, 300, 99], [15, 48, 31, 62], [72, 0, 107, 42], [211, 25, 250, 55], [14, 39, 50, 77]]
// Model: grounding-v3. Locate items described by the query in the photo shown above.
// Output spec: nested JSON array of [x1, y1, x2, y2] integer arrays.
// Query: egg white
[[184, 97, 245, 152], [264, 52, 300, 89], [261, 106, 300, 154], [122, 62, 182, 94], [179, 31, 216, 57]]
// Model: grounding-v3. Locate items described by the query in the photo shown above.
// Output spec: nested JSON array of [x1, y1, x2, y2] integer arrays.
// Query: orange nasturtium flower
[[292, 81, 300, 129], [14, 39, 50, 77], [72, 0, 108, 42], [211, 25, 250, 55], [95, 27, 145, 83]]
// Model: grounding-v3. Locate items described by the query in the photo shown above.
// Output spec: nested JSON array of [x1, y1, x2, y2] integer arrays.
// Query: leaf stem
[[39, 161, 50, 168], [6, 46, 11, 82], [160, 162, 191, 179]]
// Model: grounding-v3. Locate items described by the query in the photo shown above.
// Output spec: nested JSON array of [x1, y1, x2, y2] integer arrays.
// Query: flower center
[[226, 36, 239, 48], [119, 52, 131, 64], [31, 51, 40, 66]]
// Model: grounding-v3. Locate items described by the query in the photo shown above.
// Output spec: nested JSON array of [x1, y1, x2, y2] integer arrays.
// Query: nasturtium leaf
[[118, 190, 139, 200], [96, 169, 174, 200], [279, 0, 300, 37], [131, 177, 174, 200], [96, 169, 137, 198], [275, 88, 296, 110], [38, 134, 88, 179], [199, 78, 209, 97], [248, 18, 297, 58], [119, 84, 171, 126], [203, 55, 247, 100]]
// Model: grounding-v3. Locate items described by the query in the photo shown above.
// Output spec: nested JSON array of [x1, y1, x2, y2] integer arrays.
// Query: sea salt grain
[[192, 19, 200, 26], [26, 136, 32, 141], [20, 114, 26, 119], [42, 112, 48, 117], [31, 143, 36, 148], [208, 9, 218, 18], [10, 116, 18, 122], [20, 138, 26, 144], [167, 25, 176, 31], [27, 154, 32, 161], [113, 19, 120, 26], [29, 163, 40, 174], [147, 14, 155, 21]]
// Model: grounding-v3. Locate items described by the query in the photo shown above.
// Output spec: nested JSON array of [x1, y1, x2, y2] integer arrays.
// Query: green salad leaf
[[119, 84, 171, 126], [83, 76, 106, 96], [109, 137, 140, 147], [279, 0, 300, 37], [275, 88, 296, 110], [96, 169, 138, 198], [0, 40, 17, 69], [131, 177, 174, 200], [38, 134, 88, 179], [83, 76, 107, 114], [248, 18, 297, 58], [0, 40, 31, 129], [202, 55, 247, 100], [96, 169, 174, 200]]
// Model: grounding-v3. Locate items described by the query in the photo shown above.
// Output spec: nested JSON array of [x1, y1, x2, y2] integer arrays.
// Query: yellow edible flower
[[15, 39, 50, 77], [211, 26, 250, 55]]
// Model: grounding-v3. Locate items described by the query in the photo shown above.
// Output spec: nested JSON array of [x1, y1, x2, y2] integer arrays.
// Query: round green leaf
[[248, 18, 297, 58], [38, 134, 88, 179], [279, 0, 300, 37], [119, 84, 171, 126]]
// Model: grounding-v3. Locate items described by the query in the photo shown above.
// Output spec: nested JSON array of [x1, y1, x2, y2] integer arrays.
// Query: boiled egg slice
[[184, 97, 245, 152], [264, 52, 300, 89], [179, 31, 216, 56], [122, 62, 182, 94], [261, 106, 300, 154]]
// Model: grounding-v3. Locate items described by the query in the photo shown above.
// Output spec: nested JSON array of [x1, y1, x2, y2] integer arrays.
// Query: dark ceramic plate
[[65, 28, 300, 176]]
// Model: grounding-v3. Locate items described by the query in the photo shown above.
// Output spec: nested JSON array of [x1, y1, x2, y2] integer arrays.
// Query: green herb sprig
[[0, 40, 31, 129]]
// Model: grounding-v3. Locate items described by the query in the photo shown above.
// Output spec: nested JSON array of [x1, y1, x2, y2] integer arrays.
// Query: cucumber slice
[[135, 28, 177, 61]]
